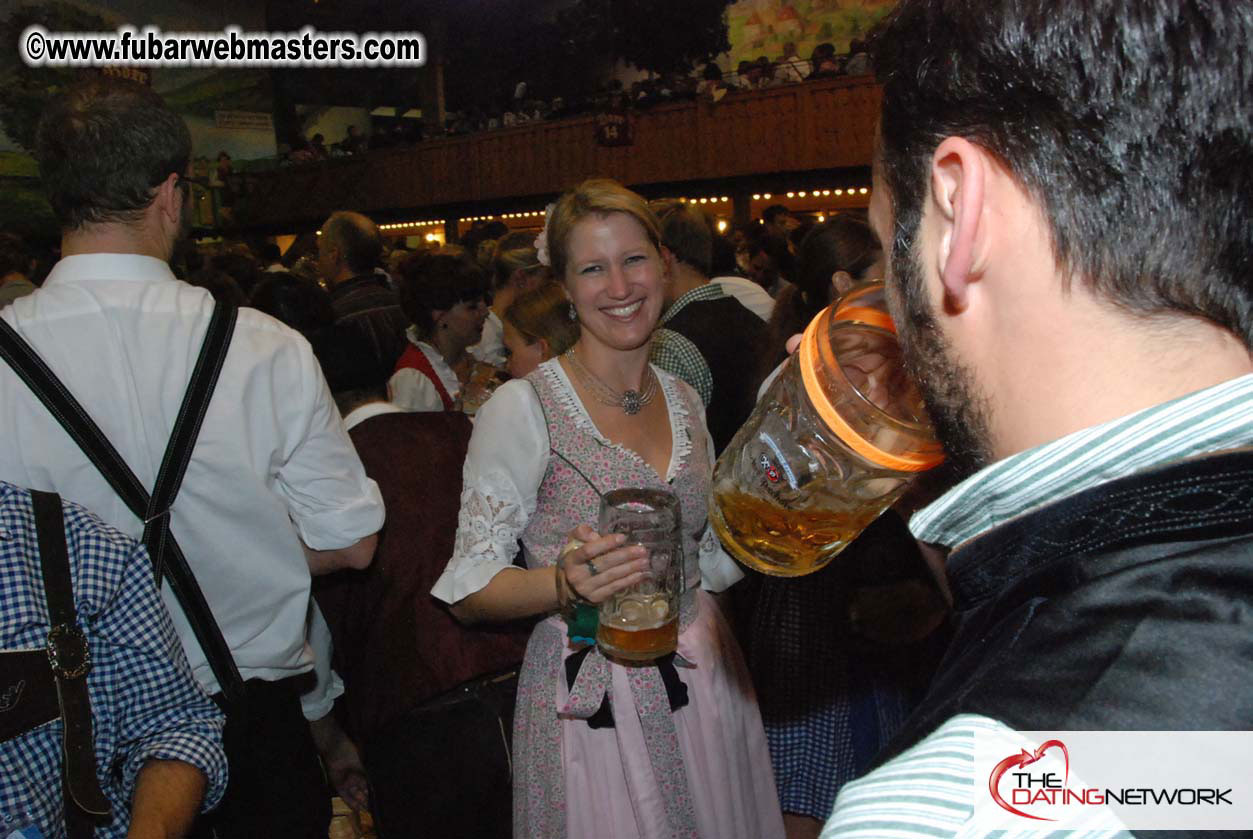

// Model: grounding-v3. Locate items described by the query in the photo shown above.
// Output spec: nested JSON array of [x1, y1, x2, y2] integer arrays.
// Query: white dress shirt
[[343, 400, 404, 431], [710, 275, 775, 322], [300, 399, 402, 720], [0, 254, 384, 694]]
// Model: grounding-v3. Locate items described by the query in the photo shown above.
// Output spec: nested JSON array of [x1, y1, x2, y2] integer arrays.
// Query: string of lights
[[354, 186, 873, 238]]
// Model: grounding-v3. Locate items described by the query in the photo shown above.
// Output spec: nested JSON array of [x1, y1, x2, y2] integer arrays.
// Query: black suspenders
[[0, 303, 246, 710]]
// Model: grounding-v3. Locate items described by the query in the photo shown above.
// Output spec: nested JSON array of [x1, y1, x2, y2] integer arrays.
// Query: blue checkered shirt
[[0, 482, 227, 837]]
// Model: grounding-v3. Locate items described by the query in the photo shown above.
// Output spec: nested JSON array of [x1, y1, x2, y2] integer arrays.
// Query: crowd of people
[[2, 2, 1251, 838], [271, 39, 875, 168]]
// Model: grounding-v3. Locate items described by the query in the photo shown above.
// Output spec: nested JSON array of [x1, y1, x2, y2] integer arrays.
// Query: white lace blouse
[[430, 360, 743, 605]]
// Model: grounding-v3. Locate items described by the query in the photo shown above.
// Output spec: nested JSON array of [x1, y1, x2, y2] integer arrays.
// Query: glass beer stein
[[709, 281, 944, 577], [596, 488, 684, 661]]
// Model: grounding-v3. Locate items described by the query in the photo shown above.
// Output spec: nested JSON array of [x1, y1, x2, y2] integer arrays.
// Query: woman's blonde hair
[[491, 232, 542, 291], [503, 281, 581, 357], [546, 178, 663, 279]]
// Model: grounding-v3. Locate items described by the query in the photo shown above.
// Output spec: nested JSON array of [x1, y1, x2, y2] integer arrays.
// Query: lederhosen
[[0, 490, 110, 839], [0, 305, 243, 835]]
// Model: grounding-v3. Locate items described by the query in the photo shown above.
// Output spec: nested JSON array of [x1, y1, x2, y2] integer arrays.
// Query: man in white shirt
[[775, 42, 810, 84], [0, 77, 384, 838], [822, 2, 1253, 836], [710, 274, 774, 322]]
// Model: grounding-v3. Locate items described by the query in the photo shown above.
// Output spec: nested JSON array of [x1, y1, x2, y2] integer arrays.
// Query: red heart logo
[[988, 739, 1070, 821]]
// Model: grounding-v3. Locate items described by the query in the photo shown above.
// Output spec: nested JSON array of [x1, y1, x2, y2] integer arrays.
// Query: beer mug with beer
[[596, 488, 683, 661], [709, 280, 944, 577]]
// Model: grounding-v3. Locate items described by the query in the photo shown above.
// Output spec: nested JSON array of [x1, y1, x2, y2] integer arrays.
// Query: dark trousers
[[363, 670, 518, 839], [192, 677, 330, 839]]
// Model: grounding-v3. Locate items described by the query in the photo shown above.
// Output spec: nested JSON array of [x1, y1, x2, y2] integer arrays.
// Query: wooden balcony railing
[[234, 76, 881, 231]]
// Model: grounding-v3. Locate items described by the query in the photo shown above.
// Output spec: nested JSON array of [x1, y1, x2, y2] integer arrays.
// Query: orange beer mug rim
[[798, 309, 944, 473]]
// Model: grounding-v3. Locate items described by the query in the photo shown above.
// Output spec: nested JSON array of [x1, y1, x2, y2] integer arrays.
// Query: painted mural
[[726, 0, 894, 68], [0, 0, 276, 163], [0, 0, 277, 232]]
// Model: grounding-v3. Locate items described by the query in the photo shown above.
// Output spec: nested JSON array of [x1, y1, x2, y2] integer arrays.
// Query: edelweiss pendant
[[621, 390, 642, 415]]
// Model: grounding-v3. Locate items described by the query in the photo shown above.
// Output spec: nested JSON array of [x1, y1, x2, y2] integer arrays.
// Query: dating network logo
[[988, 737, 1234, 822]]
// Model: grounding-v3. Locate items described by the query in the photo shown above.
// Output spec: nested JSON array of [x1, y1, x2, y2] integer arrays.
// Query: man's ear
[[660, 245, 676, 279], [325, 240, 342, 267], [830, 270, 856, 299], [929, 137, 987, 312], [155, 173, 182, 227]]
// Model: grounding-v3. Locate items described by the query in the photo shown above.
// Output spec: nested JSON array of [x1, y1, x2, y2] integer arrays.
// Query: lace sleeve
[[431, 379, 550, 604]]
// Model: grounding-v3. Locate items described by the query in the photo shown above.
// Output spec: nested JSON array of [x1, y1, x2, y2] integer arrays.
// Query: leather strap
[[0, 305, 246, 710], [31, 489, 112, 826], [143, 301, 236, 587]]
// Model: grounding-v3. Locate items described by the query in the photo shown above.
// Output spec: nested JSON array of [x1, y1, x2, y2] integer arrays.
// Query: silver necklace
[[563, 349, 658, 415]]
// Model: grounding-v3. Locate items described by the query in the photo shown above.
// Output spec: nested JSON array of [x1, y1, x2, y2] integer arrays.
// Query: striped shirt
[[911, 373, 1253, 549], [822, 716, 1133, 839], [822, 373, 1253, 838]]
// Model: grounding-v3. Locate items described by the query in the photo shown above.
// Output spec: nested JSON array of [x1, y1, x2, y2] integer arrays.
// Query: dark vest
[[314, 411, 529, 739], [663, 293, 766, 454], [879, 448, 1253, 797]]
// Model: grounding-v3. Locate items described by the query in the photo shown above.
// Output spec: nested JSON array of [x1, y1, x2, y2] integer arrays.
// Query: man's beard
[[887, 230, 995, 482]]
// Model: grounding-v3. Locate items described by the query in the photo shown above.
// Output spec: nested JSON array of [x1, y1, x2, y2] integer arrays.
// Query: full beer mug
[[596, 488, 684, 661], [709, 281, 944, 577]]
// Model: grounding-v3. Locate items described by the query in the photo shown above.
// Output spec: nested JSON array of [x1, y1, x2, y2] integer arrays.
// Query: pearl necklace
[[563, 349, 658, 415]]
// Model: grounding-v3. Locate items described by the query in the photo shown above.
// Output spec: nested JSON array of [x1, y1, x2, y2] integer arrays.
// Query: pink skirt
[[555, 590, 785, 839]]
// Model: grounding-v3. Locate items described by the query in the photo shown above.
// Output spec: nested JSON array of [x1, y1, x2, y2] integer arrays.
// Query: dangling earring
[[568, 302, 578, 322]]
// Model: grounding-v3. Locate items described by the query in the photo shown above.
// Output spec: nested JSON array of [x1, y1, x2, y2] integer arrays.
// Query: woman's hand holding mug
[[555, 524, 649, 608]]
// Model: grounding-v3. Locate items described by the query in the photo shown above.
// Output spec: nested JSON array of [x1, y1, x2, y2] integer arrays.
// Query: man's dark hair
[[762, 204, 792, 226], [873, 0, 1253, 346], [187, 268, 247, 306], [397, 252, 489, 338], [323, 211, 382, 275], [35, 77, 192, 231], [710, 232, 738, 276], [210, 252, 263, 298], [653, 200, 713, 276], [260, 242, 282, 263], [0, 233, 31, 278], [481, 220, 509, 241], [751, 234, 795, 282], [310, 322, 391, 416], [796, 215, 882, 311], [249, 271, 336, 339]]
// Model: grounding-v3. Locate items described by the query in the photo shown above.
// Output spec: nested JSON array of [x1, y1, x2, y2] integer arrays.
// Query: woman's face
[[503, 320, 547, 379], [562, 212, 665, 354], [438, 297, 489, 350]]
